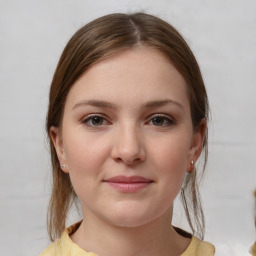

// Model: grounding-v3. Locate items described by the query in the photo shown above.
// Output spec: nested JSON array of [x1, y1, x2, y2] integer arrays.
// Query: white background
[[0, 1, 255, 255]]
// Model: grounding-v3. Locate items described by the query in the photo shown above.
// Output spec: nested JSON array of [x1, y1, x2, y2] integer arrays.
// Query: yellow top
[[250, 241, 256, 256], [40, 223, 215, 256]]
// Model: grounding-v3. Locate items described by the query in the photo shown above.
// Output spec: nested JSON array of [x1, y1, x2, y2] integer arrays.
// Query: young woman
[[41, 12, 215, 256]]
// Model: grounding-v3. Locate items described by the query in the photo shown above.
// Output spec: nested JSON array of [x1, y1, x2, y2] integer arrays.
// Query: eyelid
[[81, 113, 109, 120], [148, 113, 175, 122]]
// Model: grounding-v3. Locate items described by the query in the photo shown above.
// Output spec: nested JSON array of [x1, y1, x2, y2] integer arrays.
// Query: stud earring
[[60, 164, 66, 168], [188, 160, 194, 172]]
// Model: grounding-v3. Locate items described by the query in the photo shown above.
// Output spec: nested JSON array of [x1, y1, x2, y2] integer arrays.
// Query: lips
[[103, 175, 153, 193]]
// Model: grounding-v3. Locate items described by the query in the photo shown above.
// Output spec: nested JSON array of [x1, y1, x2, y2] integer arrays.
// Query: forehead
[[65, 47, 190, 111]]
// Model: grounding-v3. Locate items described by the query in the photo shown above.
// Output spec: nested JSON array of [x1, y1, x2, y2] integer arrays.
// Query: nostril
[[114, 157, 123, 163], [113, 155, 145, 166], [111, 131, 146, 164]]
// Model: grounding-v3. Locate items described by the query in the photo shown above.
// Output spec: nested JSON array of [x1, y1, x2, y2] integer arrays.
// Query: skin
[[51, 47, 206, 256]]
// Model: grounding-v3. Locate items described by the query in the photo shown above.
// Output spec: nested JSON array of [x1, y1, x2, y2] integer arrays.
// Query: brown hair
[[46, 12, 209, 241]]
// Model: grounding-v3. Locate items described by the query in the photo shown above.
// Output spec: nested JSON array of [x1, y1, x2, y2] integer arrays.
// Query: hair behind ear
[[180, 167, 205, 240], [47, 140, 76, 241]]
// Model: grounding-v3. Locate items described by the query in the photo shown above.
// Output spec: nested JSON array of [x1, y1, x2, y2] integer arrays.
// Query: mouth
[[103, 175, 153, 193]]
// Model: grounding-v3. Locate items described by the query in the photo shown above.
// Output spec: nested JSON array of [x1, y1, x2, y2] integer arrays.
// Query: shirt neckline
[[61, 221, 198, 256]]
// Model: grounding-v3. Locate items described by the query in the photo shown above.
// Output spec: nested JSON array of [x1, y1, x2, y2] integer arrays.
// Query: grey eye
[[149, 115, 174, 127], [82, 115, 107, 126], [90, 116, 104, 126], [152, 117, 165, 126]]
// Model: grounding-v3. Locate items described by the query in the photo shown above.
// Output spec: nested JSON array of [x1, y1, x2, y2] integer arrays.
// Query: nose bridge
[[112, 120, 145, 164]]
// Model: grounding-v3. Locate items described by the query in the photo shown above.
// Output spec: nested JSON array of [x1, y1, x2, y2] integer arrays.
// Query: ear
[[187, 119, 207, 171], [50, 126, 69, 173]]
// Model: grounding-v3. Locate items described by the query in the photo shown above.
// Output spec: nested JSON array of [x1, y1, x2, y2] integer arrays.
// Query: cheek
[[63, 130, 110, 178], [148, 134, 191, 193], [150, 133, 191, 171], [62, 132, 111, 201]]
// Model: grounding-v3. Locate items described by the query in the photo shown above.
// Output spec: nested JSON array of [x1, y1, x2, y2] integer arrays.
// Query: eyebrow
[[72, 100, 116, 110], [142, 99, 184, 112], [72, 99, 184, 112]]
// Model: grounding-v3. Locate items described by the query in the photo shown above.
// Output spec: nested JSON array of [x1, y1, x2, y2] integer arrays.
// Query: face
[[51, 47, 205, 228]]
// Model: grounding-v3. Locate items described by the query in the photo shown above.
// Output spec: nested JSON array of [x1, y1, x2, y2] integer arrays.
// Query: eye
[[149, 115, 174, 127], [82, 114, 108, 127]]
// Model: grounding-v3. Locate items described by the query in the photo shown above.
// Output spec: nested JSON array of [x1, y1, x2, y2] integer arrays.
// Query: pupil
[[92, 117, 102, 125], [153, 117, 163, 126]]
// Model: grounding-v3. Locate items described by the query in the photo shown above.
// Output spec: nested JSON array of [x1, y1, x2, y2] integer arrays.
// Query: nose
[[111, 124, 146, 165]]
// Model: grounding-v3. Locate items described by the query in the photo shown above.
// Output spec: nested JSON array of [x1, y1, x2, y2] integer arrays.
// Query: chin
[[108, 214, 153, 228], [101, 202, 166, 228]]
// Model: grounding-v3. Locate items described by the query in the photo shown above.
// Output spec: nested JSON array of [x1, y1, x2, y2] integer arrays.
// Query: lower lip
[[105, 182, 152, 193]]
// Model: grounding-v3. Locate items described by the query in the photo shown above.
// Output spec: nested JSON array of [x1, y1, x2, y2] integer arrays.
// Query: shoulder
[[182, 236, 215, 256], [40, 239, 61, 256], [197, 239, 215, 255], [40, 221, 86, 256]]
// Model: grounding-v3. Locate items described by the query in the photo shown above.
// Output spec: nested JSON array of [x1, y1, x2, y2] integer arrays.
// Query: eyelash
[[81, 114, 175, 127], [148, 114, 175, 127], [81, 114, 109, 127]]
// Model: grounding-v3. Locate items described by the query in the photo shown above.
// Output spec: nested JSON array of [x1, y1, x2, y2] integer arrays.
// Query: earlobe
[[50, 126, 68, 173]]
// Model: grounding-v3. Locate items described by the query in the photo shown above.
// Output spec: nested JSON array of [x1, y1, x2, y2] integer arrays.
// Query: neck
[[71, 208, 191, 256]]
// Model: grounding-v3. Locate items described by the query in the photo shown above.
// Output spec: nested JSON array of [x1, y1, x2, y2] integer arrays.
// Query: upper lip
[[103, 175, 153, 183]]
